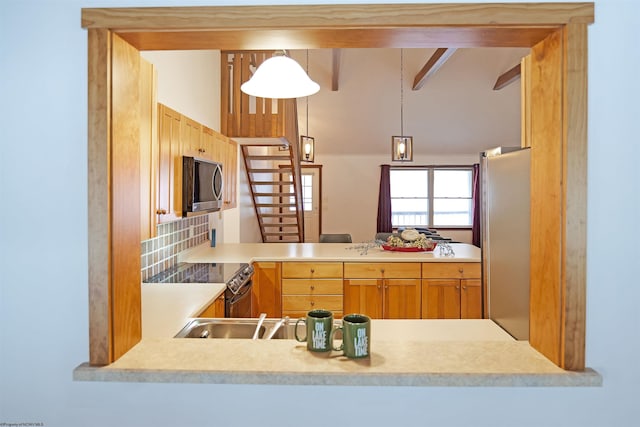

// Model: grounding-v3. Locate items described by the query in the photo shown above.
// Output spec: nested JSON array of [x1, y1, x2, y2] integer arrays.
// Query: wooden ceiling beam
[[412, 48, 457, 90], [331, 49, 341, 91], [493, 63, 521, 90]]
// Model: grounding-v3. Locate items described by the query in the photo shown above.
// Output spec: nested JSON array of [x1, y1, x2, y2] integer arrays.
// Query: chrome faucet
[[263, 316, 289, 340], [252, 313, 267, 340]]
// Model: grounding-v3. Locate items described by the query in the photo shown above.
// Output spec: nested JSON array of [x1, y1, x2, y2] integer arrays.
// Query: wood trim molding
[[81, 3, 594, 30], [83, 3, 593, 370], [493, 63, 522, 90], [561, 23, 588, 371], [87, 28, 112, 366], [413, 48, 457, 90]]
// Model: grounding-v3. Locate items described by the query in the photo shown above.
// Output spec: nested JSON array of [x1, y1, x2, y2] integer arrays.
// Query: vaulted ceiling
[[289, 47, 530, 158]]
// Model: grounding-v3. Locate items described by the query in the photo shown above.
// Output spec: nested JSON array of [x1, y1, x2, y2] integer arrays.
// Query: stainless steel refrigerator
[[480, 147, 530, 340]]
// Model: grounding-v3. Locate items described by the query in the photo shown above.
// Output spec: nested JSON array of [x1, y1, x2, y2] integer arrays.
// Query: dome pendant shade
[[240, 55, 320, 99]]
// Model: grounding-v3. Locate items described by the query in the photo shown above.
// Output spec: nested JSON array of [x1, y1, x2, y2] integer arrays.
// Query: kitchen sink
[[174, 318, 296, 339]]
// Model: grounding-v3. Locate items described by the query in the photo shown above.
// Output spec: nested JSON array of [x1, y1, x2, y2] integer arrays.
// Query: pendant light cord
[[400, 48, 404, 136], [306, 49, 310, 135]]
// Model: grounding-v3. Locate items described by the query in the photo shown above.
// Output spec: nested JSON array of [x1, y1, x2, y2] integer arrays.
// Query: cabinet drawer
[[344, 262, 421, 279], [282, 295, 343, 311], [422, 262, 481, 279], [282, 262, 343, 278], [282, 279, 343, 295]]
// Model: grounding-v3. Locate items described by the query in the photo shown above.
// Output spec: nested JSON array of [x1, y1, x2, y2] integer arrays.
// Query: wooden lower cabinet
[[197, 294, 225, 318], [281, 262, 343, 318], [421, 262, 482, 319], [343, 263, 421, 319], [251, 262, 282, 318], [343, 278, 421, 319]]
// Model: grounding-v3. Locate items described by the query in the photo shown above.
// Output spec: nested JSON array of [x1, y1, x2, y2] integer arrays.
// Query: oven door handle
[[228, 281, 252, 304]]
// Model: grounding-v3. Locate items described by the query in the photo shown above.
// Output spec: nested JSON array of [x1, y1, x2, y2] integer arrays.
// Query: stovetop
[[144, 262, 247, 284]]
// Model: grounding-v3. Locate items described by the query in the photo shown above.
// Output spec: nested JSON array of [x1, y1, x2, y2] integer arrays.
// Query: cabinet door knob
[[156, 209, 167, 215], [462, 286, 467, 290], [310, 268, 315, 274], [377, 284, 381, 289], [310, 301, 315, 306], [458, 268, 464, 274], [456, 285, 460, 290], [380, 268, 385, 274], [310, 285, 315, 291]]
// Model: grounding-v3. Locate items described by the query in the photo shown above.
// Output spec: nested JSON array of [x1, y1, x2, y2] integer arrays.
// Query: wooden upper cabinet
[[157, 104, 182, 222], [181, 116, 202, 159], [223, 138, 238, 209]]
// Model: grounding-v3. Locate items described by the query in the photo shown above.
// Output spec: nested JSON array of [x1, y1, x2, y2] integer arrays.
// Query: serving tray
[[381, 244, 437, 252]]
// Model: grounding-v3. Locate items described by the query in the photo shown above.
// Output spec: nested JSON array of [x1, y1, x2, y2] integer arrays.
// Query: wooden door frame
[[301, 164, 323, 240], [83, 3, 593, 369]]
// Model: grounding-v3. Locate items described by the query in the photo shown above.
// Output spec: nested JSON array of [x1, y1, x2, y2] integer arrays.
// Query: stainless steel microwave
[[182, 156, 223, 215]]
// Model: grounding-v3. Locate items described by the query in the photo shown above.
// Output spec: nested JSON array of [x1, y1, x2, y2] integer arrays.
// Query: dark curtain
[[376, 164, 392, 233], [471, 163, 481, 247]]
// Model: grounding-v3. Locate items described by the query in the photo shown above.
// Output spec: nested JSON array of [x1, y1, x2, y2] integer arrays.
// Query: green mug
[[295, 309, 333, 352], [330, 313, 371, 358]]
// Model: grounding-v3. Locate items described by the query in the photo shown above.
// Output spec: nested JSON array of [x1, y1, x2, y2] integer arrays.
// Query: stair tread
[[248, 168, 293, 173], [260, 213, 297, 218], [246, 155, 291, 161], [252, 181, 294, 186], [264, 232, 301, 236]]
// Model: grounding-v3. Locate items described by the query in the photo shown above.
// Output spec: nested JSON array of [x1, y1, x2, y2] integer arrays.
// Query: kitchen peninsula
[[74, 242, 601, 387]]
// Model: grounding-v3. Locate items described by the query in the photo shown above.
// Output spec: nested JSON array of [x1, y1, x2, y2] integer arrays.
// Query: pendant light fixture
[[300, 50, 315, 162], [241, 50, 320, 99], [392, 49, 413, 162]]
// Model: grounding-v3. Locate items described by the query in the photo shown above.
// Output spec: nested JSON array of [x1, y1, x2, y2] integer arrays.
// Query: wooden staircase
[[222, 51, 305, 242], [242, 144, 304, 242]]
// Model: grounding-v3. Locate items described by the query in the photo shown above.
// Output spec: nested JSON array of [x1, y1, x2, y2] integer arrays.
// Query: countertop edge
[[72, 363, 602, 387], [178, 242, 482, 264]]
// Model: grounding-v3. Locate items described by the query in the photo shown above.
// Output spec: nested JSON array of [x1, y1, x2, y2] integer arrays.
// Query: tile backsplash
[[141, 215, 209, 281]]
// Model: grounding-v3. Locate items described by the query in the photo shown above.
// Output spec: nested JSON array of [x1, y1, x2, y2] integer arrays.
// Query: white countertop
[[74, 318, 601, 386], [74, 243, 600, 387], [180, 242, 481, 264], [141, 283, 226, 338]]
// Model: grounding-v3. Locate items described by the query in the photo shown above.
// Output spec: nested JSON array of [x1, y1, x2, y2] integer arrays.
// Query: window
[[390, 167, 473, 228], [301, 174, 313, 212], [288, 174, 313, 212]]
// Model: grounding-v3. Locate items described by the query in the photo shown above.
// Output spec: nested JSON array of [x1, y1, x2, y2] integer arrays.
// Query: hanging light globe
[[240, 51, 320, 99]]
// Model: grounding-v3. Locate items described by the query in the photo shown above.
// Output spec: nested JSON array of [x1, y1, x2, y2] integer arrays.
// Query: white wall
[[140, 50, 221, 130], [1, 1, 639, 427], [321, 153, 478, 242]]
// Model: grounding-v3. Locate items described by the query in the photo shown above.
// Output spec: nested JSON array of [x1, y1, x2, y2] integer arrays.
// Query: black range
[[144, 262, 255, 318]]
